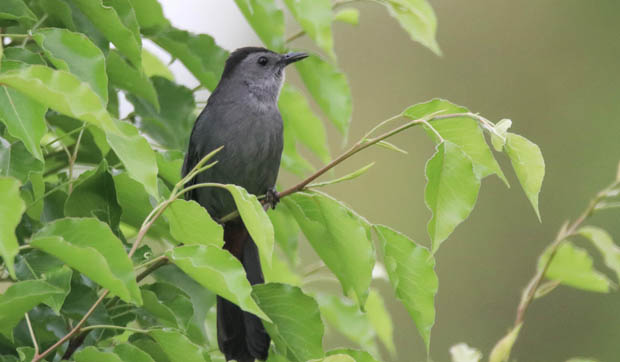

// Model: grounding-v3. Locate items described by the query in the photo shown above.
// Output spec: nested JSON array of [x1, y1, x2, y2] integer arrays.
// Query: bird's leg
[[265, 187, 280, 209]]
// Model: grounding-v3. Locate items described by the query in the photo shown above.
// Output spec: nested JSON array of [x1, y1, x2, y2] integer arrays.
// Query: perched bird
[[182, 47, 308, 361]]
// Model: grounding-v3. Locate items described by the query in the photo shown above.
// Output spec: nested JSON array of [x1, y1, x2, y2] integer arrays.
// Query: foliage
[[0, 1, 613, 362]]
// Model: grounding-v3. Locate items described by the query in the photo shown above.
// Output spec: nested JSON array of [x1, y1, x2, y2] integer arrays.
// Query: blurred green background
[[279, 1, 620, 361]]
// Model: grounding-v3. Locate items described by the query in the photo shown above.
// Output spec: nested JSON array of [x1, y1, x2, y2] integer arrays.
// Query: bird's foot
[[265, 187, 280, 209]]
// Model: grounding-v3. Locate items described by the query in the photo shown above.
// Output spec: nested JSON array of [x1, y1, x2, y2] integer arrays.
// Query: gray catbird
[[182, 47, 308, 361]]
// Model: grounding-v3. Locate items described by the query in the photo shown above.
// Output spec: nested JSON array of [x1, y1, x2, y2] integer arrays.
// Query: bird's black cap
[[221, 47, 276, 78]]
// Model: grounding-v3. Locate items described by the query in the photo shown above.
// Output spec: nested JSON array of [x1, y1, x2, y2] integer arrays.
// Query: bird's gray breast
[[192, 100, 283, 218]]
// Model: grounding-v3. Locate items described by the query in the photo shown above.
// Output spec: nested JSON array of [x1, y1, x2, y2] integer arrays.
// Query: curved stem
[[79, 325, 147, 334], [25, 313, 39, 357]]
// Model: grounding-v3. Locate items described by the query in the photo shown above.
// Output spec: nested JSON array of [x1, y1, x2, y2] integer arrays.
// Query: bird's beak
[[281, 52, 308, 66]]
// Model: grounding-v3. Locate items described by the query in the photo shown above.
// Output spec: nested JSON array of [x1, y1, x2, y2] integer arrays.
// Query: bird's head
[[219, 47, 308, 100]]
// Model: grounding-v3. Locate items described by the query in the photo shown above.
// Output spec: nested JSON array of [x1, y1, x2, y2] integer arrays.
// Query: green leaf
[[539, 242, 612, 293], [41, 265, 72, 314], [151, 28, 228, 91], [0, 280, 63, 339], [0, 86, 46, 161], [31, 218, 143, 304], [141, 49, 174, 80], [267, 202, 299, 265], [141, 283, 194, 331], [383, 0, 441, 55], [253, 283, 324, 361], [489, 324, 521, 362], [279, 84, 330, 163], [366, 289, 395, 355], [114, 343, 156, 362], [425, 141, 481, 252], [327, 349, 380, 362], [334, 8, 360, 25], [156, 150, 183, 186], [71, 0, 142, 67], [167, 245, 270, 321], [491, 119, 511, 152], [403, 98, 507, 184], [140, 289, 182, 329], [2, 47, 46, 66], [309, 162, 375, 188], [0, 0, 37, 27], [107, 50, 159, 110], [64, 161, 122, 233], [106, 120, 159, 198], [113, 172, 170, 238], [0, 139, 44, 183], [0, 176, 25, 279], [376, 140, 408, 154], [127, 0, 170, 35], [316, 293, 377, 355], [283, 191, 374, 307], [150, 329, 210, 362], [33, 27, 108, 104], [22, 170, 44, 220], [281, 120, 314, 176], [75, 346, 123, 362], [505, 132, 544, 220], [234, 0, 285, 51], [223, 184, 275, 267], [296, 55, 352, 136], [37, 0, 76, 30], [374, 225, 438, 351], [165, 199, 224, 247], [579, 226, 620, 282], [127, 76, 195, 150], [284, 0, 334, 58], [314, 355, 355, 362]]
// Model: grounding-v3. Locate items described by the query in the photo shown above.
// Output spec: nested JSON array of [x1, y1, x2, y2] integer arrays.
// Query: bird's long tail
[[217, 222, 270, 361]]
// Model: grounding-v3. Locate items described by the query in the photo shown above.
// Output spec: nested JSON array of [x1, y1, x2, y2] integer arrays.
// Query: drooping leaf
[[0, 280, 63, 339], [127, 0, 170, 35], [316, 293, 377, 355], [167, 245, 269, 321], [156, 150, 183, 186], [0, 139, 43, 183], [253, 283, 324, 361], [579, 226, 620, 282], [281, 120, 314, 176], [106, 120, 159, 198], [296, 55, 352, 136], [0, 176, 25, 279], [40, 265, 73, 314], [21, 170, 44, 220], [31, 218, 143, 304], [267, 202, 299, 265], [33, 27, 108, 103], [127, 76, 195, 150], [283, 0, 334, 58], [505, 132, 545, 220], [0, 0, 37, 27], [366, 289, 395, 355], [403, 98, 507, 184], [71, 0, 142, 67], [151, 28, 228, 91], [64, 161, 122, 233], [234, 0, 285, 51], [223, 184, 275, 267], [539, 241, 612, 293], [279, 84, 330, 163], [150, 329, 210, 362], [1, 47, 46, 66], [374, 225, 438, 351], [107, 50, 159, 110], [425, 141, 481, 252], [141, 49, 174, 80], [140, 282, 194, 332], [489, 324, 521, 362], [140, 289, 183, 329], [164, 199, 224, 247], [37, 0, 76, 30], [0, 86, 46, 161], [75, 346, 124, 362], [327, 349, 380, 362], [383, 0, 441, 55], [283, 191, 374, 307]]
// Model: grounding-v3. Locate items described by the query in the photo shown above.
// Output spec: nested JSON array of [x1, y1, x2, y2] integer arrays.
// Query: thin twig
[[68, 127, 85, 195], [80, 325, 148, 334], [25, 313, 39, 357]]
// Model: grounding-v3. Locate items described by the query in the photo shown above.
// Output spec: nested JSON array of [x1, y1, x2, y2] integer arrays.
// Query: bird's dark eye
[[257, 56, 268, 66]]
